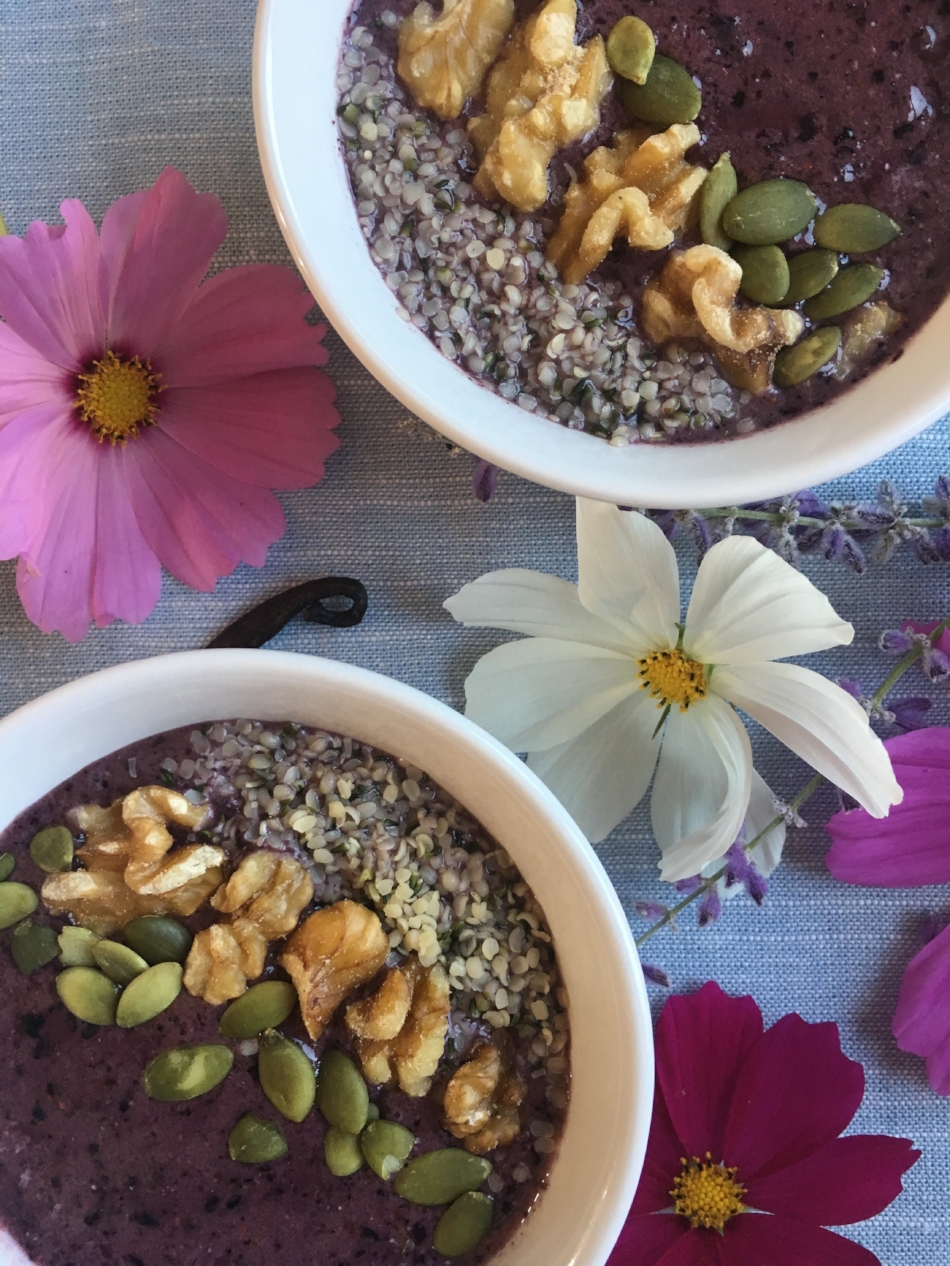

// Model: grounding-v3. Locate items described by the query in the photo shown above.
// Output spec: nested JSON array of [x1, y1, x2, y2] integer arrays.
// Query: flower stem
[[685, 508, 946, 533], [870, 616, 950, 706]]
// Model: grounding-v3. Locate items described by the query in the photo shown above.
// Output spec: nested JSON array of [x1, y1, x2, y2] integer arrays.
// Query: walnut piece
[[642, 244, 805, 395], [443, 1042, 526, 1152], [279, 899, 388, 1040], [42, 787, 225, 936], [184, 851, 314, 1006], [348, 957, 451, 1097], [398, 0, 515, 120], [547, 124, 707, 285], [835, 301, 901, 380], [468, 0, 612, 213]]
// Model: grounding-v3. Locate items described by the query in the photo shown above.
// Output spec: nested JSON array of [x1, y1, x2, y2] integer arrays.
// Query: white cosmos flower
[[444, 499, 902, 882]]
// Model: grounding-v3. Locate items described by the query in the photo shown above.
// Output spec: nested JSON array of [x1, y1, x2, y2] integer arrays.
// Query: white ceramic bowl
[[253, 0, 950, 509], [0, 650, 652, 1266]]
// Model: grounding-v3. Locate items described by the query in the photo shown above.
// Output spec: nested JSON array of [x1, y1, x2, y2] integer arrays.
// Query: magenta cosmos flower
[[827, 726, 950, 1094], [0, 166, 339, 641], [610, 982, 918, 1266]]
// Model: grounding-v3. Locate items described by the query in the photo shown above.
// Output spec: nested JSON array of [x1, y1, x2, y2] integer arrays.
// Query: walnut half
[[443, 1042, 525, 1152], [397, 0, 515, 120], [347, 956, 451, 1097]]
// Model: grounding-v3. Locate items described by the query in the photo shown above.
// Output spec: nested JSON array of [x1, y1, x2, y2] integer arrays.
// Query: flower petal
[[89, 447, 163, 628], [892, 921, 950, 1095], [576, 501, 680, 652], [445, 569, 637, 654], [632, 1087, 690, 1214], [0, 200, 104, 370], [652, 698, 753, 882], [826, 728, 950, 886], [606, 1216, 690, 1266], [155, 369, 339, 489], [104, 167, 227, 356], [153, 264, 330, 386], [527, 689, 661, 843], [0, 322, 72, 424], [714, 661, 901, 817], [121, 426, 285, 591], [462, 638, 639, 752], [653, 982, 764, 1163], [743, 769, 786, 877], [724, 1013, 864, 1180], [721, 1215, 882, 1266], [684, 535, 853, 665], [745, 1135, 919, 1225], [0, 403, 80, 560]]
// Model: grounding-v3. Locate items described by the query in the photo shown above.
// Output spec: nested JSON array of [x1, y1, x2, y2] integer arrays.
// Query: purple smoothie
[[0, 725, 566, 1266]]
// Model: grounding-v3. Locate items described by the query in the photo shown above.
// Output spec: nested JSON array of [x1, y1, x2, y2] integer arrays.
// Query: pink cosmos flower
[[610, 982, 918, 1266], [0, 166, 339, 641], [827, 726, 950, 1093]]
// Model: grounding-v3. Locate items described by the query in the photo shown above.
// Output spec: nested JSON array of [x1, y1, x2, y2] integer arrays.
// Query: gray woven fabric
[[1, 0, 949, 1259]]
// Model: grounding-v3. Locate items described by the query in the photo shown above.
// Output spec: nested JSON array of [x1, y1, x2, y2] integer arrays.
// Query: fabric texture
[[0, 1, 948, 1259]]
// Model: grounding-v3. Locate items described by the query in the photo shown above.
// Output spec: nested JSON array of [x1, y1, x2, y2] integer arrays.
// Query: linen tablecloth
[[1, 2, 948, 1259]]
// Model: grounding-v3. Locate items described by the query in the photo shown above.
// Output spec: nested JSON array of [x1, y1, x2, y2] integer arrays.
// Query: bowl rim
[[0, 649, 654, 1266], [252, 0, 950, 509]]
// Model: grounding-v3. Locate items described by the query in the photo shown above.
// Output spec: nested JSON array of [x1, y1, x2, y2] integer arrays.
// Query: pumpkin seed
[[733, 244, 790, 305], [802, 264, 884, 320], [29, 826, 74, 874], [56, 966, 119, 1026], [360, 1120, 416, 1180], [143, 1044, 234, 1101], [0, 854, 15, 882], [433, 1192, 494, 1258], [774, 327, 842, 387], [324, 1126, 365, 1176], [814, 203, 901, 254], [722, 179, 817, 246], [316, 1048, 369, 1134], [0, 883, 38, 930], [58, 926, 101, 967], [618, 54, 701, 126], [219, 980, 297, 1039], [366, 1102, 380, 1123], [123, 915, 193, 965], [606, 16, 655, 85], [117, 961, 183, 1028], [782, 249, 840, 305], [700, 153, 737, 252], [11, 922, 59, 975], [259, 1030, 316, 1123], [395, 1150, 493, 1206], [92, 940, 150, 985], [228, 1113, 288, 1164]]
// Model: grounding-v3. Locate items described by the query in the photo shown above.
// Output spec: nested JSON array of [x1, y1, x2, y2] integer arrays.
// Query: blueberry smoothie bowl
[[335, 0, 949, 444]]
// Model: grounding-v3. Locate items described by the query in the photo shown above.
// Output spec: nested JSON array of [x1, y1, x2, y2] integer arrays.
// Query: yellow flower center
[[671, 1155, 746, 1232], [75, 350, 162, 443], [637, 648, 707, 711]]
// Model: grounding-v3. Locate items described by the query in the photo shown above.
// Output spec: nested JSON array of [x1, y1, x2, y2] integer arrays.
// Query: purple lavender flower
[[472, 459, 498, 503], [698, 888, 722, 927], [642, 964, 671, 987], [890, 697, 933, 731]]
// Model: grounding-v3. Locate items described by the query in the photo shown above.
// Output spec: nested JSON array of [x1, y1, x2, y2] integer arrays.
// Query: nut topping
[[349, 957, 451, 1097], [398, 0, 515, 120], [443, 1042, 525, 1153]]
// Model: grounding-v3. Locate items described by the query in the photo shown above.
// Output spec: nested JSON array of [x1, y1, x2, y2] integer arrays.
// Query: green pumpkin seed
[[117, 961, 183, 1028], [0, 854, 15, 882], [361, 1120, 416, 1181], [123, 915, 193, 965], [618, 54, 701, 126], [228, 1113, 288, 1164], [11, 922, 59, 975], [58, 926, 101, 966], [802, 264, 884, 320], [259, 1031, 316, 1123], [700, 153, 737, 253], [606, 16, 655, 85], [433, 1192, 494, 1258], [366, 1102, 380, 1123], [29, 826, 74, 874], [782, 249, 840, 305], [316, 1048, 369, 1134], [219, 980, 298, 1039], [722, 179, 817, 246], [395, 1150, 493, 1206], [92, 940, 150, 985], [814, 203, 901, 254], [325, 1125, 365, 1176], [733, 244, 790, 305], [774, 327, 842, 387], [143, 1044, 234, 1101], [0, 883, 38, 930], [56, 966, 119, 1025]]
